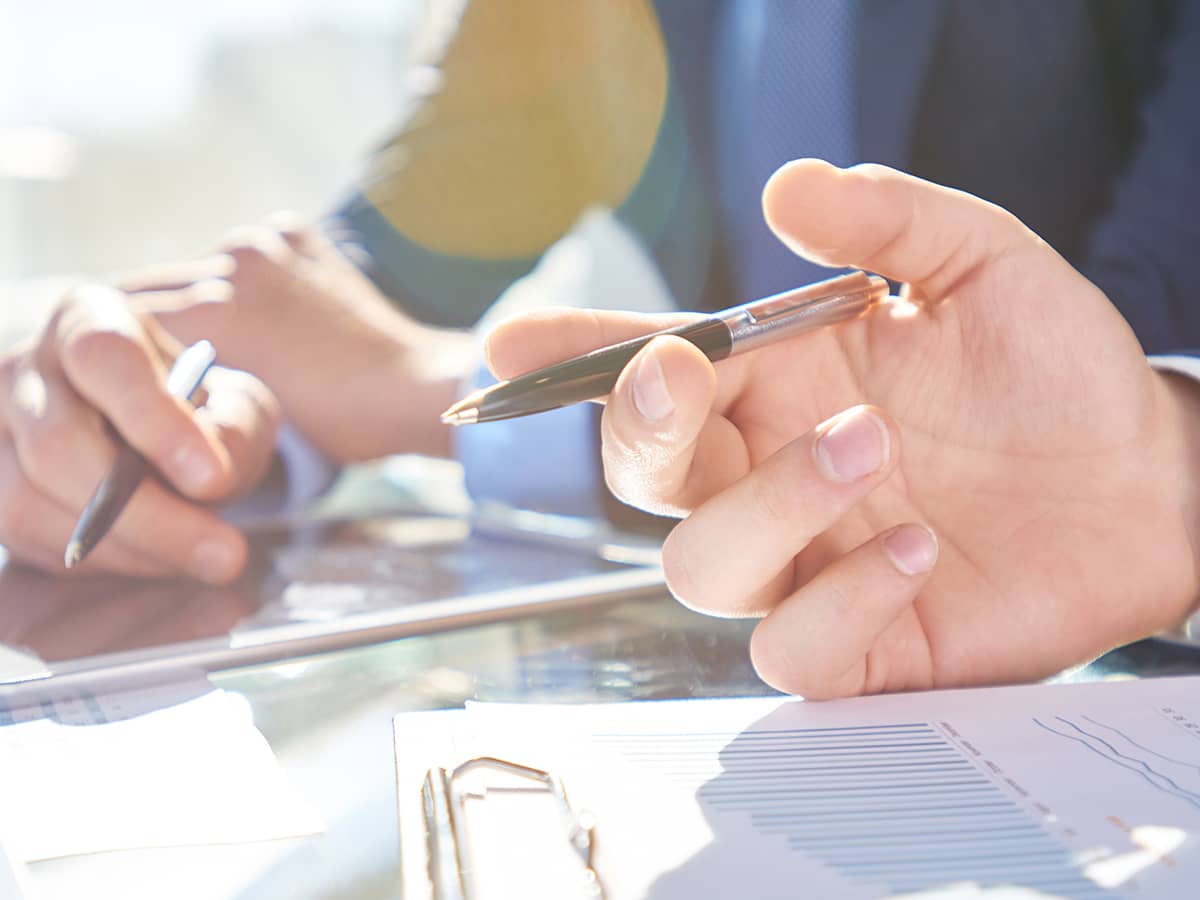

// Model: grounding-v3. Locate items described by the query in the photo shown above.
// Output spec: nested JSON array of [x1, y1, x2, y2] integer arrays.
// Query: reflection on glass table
[[0, 510, 663, 691]]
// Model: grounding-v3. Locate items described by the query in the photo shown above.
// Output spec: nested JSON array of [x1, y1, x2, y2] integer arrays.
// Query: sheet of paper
[[0, 644, 48, 684], [0, 679, 322, 861], [0, 834, 32, 900], [396, 677, 1200, 899]]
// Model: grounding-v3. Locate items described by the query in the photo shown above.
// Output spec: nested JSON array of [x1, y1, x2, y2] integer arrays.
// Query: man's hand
[[119, 215, 474, 463], [486, 160, 1200, 698], [0, 285, 278, 582]]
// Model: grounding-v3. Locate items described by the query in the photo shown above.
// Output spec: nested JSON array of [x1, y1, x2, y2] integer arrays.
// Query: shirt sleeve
[[220, 423, 339, 526], [1149, 354, 1200, 384]]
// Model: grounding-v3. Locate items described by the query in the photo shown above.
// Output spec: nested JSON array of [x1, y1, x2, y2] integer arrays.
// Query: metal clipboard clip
[[422, 756, 605, 900]]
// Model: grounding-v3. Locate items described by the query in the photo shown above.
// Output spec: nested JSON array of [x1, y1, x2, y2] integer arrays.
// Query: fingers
[[762, 159, 1046, 298], [0, 437, 169, 578], [750, 524, 938, 699], [659, 405, 900, 616], [0, 394, 248, 584], [263, 211, 331, 258], [484, 307, 699, 381], [124, 274, 235, 344], [123, 216, 314, 350], [115, 254, 235, 294], [194, 367, 281, 498], [0, 285, 274, 584], [47, 284, 233, 500]]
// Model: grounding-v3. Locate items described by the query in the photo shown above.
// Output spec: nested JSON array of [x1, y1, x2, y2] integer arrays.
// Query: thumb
[[762, 160, 1055, 299]]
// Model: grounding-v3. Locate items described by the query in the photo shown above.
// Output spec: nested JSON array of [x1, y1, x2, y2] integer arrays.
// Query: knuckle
[[268, 212, 315, 242], [62, 326, 143, 375], [847, 162, 893, 182], [218, 227, 289, 272]]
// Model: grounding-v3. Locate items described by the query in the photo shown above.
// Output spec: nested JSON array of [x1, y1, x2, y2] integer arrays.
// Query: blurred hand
[[486, 160, 1200, 698], [0, 284, 278, 583], [119, 214, 474, 462]]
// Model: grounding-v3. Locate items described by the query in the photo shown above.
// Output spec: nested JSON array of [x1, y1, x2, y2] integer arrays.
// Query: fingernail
[[173, 443, 219, 494], [192, 538, 239, 582], [814, 406, 889, 482], [632, 346, 674, 422], [884, 525, 938, 576]]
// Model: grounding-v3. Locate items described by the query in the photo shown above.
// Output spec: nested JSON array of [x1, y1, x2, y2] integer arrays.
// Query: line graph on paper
[[1034, 713, 1200, 812], [598, 722, 1117, 898]]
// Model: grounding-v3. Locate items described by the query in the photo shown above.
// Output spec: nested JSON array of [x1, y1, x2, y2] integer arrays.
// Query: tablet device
[[0, 509, 664, 696]]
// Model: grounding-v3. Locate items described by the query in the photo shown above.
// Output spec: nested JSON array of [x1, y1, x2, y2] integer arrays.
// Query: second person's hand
[[0, 284, 279, 583], [486, 160, 1200, 698]]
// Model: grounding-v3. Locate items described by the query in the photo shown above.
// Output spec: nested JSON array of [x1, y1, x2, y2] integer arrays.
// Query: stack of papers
[[395, 677, 1200, 899]]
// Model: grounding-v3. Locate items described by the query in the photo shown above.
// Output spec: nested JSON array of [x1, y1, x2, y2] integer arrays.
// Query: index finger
[[42, 285, 233, 499]]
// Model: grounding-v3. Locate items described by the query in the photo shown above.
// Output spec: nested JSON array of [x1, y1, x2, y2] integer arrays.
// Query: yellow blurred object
[[363, 0, 668, 261]]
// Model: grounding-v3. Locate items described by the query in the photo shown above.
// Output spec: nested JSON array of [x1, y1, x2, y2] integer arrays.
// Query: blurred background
[[0, 0, 419, 284]]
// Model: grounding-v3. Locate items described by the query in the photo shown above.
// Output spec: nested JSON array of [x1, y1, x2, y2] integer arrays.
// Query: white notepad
[[395, 677, 1200, 899]]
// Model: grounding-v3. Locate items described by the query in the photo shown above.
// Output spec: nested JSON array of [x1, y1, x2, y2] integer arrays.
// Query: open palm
[[487, 161, 1200, 697]]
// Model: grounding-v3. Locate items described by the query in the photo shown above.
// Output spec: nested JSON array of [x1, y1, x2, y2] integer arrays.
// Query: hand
[[486, 160, 1200, 697], [119, 215, 475, 462], [0, 284, 279, 583]]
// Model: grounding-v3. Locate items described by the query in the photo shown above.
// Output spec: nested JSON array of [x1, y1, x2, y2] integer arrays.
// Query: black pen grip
[[476, 318, 733, 422], [64, 439, 148, 565]]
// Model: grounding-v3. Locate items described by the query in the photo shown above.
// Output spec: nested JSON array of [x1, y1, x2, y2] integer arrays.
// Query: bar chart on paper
[[601, 721, 1113, 897], [429, 677, 1200, 899]]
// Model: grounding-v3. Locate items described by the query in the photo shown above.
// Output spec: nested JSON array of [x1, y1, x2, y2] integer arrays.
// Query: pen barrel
[[67, 442, 147, 556], [723, 272, 888, 352], [473, 318, 733, 422]]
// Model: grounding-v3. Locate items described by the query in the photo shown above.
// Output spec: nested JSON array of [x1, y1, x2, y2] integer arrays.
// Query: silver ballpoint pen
[[442, 270, 889, 426]]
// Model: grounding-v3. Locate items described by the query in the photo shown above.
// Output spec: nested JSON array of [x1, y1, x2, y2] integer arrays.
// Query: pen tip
[[441, 408, 479, 426], [63, 542, 84, 570]]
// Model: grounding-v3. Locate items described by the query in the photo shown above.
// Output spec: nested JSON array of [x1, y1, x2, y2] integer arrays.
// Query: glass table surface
[[16, 459, 1200, 899], [21, 585, 1200, 900]]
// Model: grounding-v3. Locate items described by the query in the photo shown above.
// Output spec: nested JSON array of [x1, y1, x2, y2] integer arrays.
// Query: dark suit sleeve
[[1081, 1, 1200, 354]]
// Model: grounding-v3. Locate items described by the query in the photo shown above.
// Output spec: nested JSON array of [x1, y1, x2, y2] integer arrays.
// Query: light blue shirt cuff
[[222, 422, 339, 525], [455, 365, 602, 519]]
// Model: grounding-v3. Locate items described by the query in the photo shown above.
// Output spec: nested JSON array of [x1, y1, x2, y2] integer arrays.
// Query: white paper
[[397, 677, 1200, 899], [0, 681, 322, 861], [0, 836, 32, 900], [0, 645, 48, 684]]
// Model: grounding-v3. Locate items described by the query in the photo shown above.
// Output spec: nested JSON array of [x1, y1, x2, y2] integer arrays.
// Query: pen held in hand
[[63, 340, 218, 570], [442, 271, 889, 426]]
